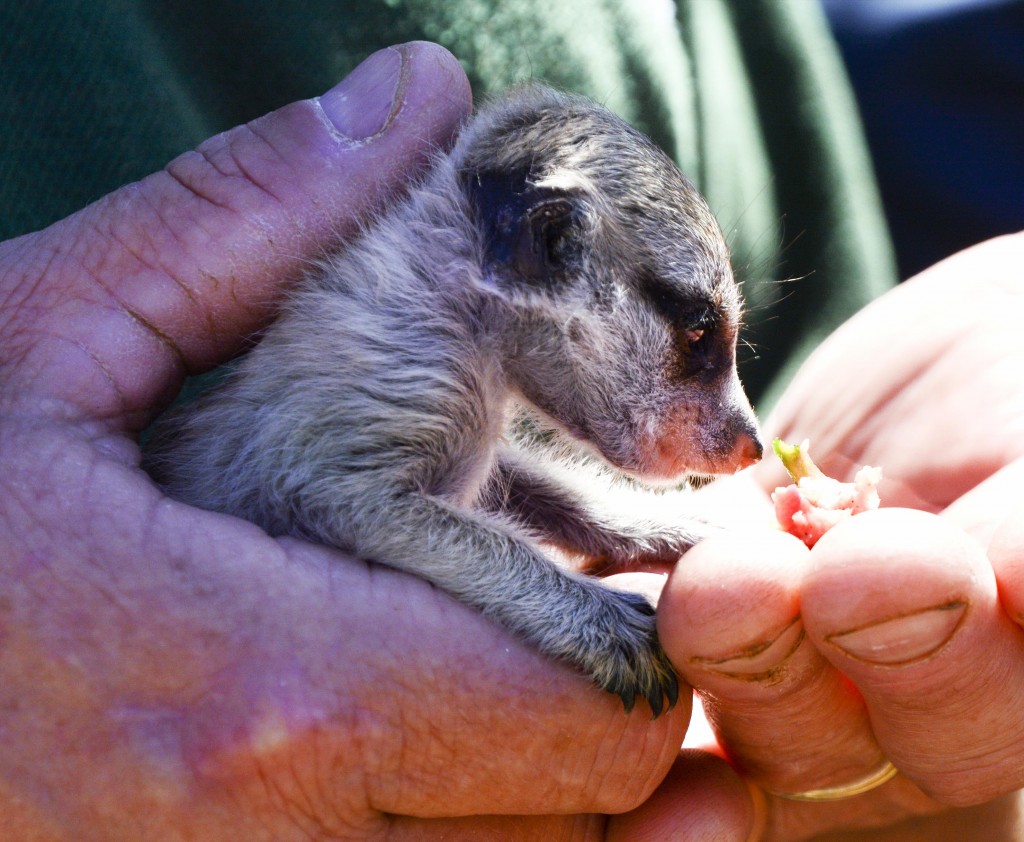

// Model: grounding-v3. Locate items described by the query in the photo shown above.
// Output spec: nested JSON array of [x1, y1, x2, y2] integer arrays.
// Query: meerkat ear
[[462, 167, 585, 297], [518, 197, 578, 282]]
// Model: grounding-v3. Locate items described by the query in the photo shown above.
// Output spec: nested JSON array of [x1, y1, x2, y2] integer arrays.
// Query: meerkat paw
[[625, 529, 705, 568], [578, 524, 712, 575], [573, 588, 680, 717]]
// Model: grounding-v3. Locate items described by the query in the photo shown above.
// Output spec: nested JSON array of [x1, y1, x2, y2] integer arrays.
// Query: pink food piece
[[773, 464, 882, 549]]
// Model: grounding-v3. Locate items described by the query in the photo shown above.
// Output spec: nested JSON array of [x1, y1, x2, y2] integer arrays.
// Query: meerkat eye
[[638, 271, 717, 344], [686, 311, 718, 351]]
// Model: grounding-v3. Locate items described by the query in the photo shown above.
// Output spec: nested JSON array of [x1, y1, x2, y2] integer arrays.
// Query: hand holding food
[[771, 438, 881, 548]]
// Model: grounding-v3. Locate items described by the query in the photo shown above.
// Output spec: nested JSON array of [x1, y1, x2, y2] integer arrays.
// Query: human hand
[[0, 42, 688, 840], [610, 234, 1024, 840]]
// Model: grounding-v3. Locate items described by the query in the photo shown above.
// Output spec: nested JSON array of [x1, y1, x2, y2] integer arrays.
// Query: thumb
[[0, 41, 471, 429]]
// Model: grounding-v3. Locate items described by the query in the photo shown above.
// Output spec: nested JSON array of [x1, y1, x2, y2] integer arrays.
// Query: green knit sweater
[[0, 0, 896, 408]]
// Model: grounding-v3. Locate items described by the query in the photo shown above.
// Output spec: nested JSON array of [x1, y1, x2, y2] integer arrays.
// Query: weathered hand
[[0, 43, 687, 840]]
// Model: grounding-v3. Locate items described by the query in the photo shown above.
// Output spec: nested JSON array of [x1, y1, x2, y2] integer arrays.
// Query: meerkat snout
[[144, 84, 761, 716], [732, 426, 765, 470]]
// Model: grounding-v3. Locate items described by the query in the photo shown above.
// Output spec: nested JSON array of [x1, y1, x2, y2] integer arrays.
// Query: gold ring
[[770, 759, 899, 802]]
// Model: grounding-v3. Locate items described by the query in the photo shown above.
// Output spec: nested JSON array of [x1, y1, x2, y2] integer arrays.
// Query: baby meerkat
[[144, 85, 762, 716]]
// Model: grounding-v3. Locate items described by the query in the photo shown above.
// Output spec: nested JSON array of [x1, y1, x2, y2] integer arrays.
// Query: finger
[[990, 502, 1024, 620], [802, 508, 1024, 805], [658, 530, 890, 796], [386, 814, 606, 841], [619, 750, 1021, 842], [611, 749, 939, 842], [942, 456, 1024, 548], [1, 41, 472, 427], [607, 751, 763, 842]]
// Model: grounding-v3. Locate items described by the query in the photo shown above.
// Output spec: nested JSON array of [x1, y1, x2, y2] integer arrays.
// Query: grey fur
[[144, 86, 762, 716]]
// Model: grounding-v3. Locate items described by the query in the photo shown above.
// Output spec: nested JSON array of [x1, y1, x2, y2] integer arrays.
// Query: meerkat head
[[455, 85, 762, 483]]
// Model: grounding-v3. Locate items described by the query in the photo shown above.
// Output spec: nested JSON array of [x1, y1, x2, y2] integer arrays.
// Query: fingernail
[[320, 46, 405, 140], [690, 616, 804, 681], [826, 601, 967, 665]]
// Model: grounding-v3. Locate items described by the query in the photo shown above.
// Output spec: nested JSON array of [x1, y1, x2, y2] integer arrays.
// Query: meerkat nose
[[729, 427, 764, 471]]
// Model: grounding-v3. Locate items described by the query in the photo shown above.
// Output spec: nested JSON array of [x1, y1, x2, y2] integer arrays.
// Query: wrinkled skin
[[0, 43, 687, 841], [4, 35, 1024, 840], [639, 232, 1024, 841]]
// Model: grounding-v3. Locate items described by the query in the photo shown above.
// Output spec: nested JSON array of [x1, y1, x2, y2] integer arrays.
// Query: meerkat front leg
[[321, 489, 679, 715], [481, 446, 713, 570]]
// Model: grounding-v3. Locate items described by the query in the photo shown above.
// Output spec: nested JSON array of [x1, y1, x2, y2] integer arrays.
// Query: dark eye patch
[[639, 271, 717, 335]]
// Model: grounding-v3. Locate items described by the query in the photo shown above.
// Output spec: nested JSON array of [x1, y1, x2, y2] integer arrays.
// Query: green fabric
[[0, 0, 896, 409]]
